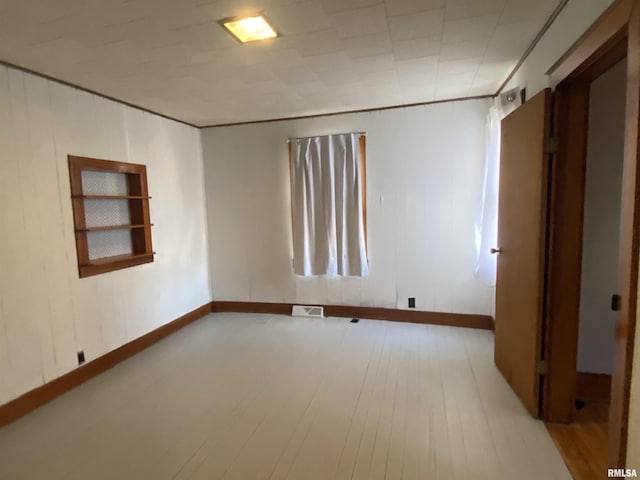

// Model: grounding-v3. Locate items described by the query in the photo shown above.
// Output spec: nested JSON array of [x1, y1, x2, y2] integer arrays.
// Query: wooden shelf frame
[[68, 155, 154, 278], [75, 223, 154, 233], [72, 195, 152, 200]]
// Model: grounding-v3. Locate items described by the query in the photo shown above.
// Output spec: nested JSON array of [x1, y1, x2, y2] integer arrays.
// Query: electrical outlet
[[77, 351, 85, 365], [408, 297, 416, 309]]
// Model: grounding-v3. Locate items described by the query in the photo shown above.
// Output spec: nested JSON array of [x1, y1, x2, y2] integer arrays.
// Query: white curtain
[[290, 133, 369, 277], [474, 91, 521, 285]]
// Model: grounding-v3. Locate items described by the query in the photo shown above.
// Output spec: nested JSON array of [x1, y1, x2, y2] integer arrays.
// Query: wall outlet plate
[[77, 351, 85, 365], [408, 297, 416, 308]]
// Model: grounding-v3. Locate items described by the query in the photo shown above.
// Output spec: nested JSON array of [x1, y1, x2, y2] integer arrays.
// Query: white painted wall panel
[[0, 65, 211, 405], [202, 99, 494, 316]]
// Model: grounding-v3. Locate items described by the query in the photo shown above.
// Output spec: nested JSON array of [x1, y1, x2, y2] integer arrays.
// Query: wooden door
[[494, 89, 552, 417]]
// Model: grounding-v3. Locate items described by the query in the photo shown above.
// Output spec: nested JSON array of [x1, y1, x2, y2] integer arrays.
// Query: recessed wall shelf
[[68, 155, 155, 278], [75, 224, 154, 233], [72, 195, 152, 200]]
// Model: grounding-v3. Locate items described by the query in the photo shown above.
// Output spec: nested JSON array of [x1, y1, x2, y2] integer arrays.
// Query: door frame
[[543, 0, 639, 466]]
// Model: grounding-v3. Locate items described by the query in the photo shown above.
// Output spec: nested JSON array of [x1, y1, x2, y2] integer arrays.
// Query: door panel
[[494, 89, 552, 416]]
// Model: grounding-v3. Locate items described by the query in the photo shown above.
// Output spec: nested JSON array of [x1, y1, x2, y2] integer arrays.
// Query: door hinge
[[544, 136, 559, 154], [536, 360, 549, 375]]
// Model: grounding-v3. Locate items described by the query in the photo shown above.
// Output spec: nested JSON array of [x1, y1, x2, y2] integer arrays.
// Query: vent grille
[[291, 305, 324, 318]]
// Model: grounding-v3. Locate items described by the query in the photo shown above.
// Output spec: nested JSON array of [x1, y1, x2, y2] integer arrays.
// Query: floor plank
[[0, 313, 572, 480], [546, 402, 609, 480]]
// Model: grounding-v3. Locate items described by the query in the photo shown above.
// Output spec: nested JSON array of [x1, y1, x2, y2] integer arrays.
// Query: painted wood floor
[[0, 313, 571, 480]]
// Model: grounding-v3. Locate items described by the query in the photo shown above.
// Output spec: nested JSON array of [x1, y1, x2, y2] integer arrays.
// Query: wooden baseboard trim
[[576, 372, 612, 403], [0, 302, 213, 429], [211, 301, 494, 330]]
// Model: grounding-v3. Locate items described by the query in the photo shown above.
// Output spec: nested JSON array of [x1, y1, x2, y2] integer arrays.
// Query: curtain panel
[[290, 133, 369, 277], [474, 90, 522, 285]]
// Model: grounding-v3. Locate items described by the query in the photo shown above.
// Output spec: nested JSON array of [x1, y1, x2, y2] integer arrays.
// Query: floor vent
[[292, 305, 324, 318]]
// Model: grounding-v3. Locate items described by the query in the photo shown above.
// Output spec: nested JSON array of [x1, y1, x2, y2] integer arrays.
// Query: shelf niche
[[68, 155, 154, 278]]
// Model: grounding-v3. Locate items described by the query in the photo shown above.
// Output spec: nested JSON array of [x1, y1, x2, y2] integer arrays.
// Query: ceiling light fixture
[[219, 14, 279, 44]]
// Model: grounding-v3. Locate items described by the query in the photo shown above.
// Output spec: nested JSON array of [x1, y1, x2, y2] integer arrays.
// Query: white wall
[[0, 65, 211, 406], [577, 59, 626, 374], [503, 0, 615, 96], [202, 99, 495, 316]]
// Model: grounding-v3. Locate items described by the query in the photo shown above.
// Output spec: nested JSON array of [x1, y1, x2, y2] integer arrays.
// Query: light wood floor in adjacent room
[[546, 402, 609, 480], [0, 313, 571, 480]]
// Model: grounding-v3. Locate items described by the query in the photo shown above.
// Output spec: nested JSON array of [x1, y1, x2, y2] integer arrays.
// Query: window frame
[[68, 155, 154, 278]]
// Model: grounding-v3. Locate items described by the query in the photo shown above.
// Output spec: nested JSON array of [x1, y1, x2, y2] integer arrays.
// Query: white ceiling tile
[[0, 0, 574, 124], [259, 48, 307, 69], [278, 29, 343, 56], [392, 36, 441, 60], [434, 85, 470, 100], [319, 0, 382, 14], [443, 14, 500, 43], [292, 79, 330, 93], [315, 68, 362, 85], [385, 0, 446, 17], [468, 83, 497, 96], [438, 72, 475, 86], [439, 39, 489, 61], [482, 20, 540, 62], [396, 56, 439, 76], [361, 69, 398, 86], [398, 73, 437, 88], [305, 51, 353, 72], [266, 1, 332, 35], [274, 67, 320, 85], [330, 5, 388, 39], [401, 86, 436, 104], [344, 32, 393, 58], [499, 0, 560, 24], [469, 76, 502, 94], [445, 0, 507, 20], [438, 58, 481, 75], [365, 85, 403, 102], [176, 22, 239, 51], [388, 9, 445, 41], [354, 54, 397, 73], [475, 61, 515, 79]]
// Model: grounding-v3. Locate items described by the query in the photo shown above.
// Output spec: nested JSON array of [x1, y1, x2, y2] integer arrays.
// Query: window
[[288, 133, 368, 277], [68, 155, 154, 278]]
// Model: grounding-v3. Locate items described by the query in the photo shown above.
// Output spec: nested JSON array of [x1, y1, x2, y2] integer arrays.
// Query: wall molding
[[577, 372, 613, 403], [0, 301, 492, 428], [0, 59, 199, 129], [201, 95, 494, 129], [496, 0, 569, 95], [0, 303, 212, 429], [211, 301, 494, 331]]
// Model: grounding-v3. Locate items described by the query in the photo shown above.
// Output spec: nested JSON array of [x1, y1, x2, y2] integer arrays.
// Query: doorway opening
[[542, 0, 640, 469], [546, 58, 627, 480], [493, 0, 640, 471]]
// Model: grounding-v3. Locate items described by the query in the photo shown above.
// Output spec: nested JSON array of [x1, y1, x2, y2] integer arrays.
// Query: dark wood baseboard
[[576, 372, 612, 403], [211, 301, 494, 331], [0, 302, 212, 429]]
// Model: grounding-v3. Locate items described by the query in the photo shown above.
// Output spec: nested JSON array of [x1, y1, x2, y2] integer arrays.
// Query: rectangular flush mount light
[[220, 14, 279, 43]]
